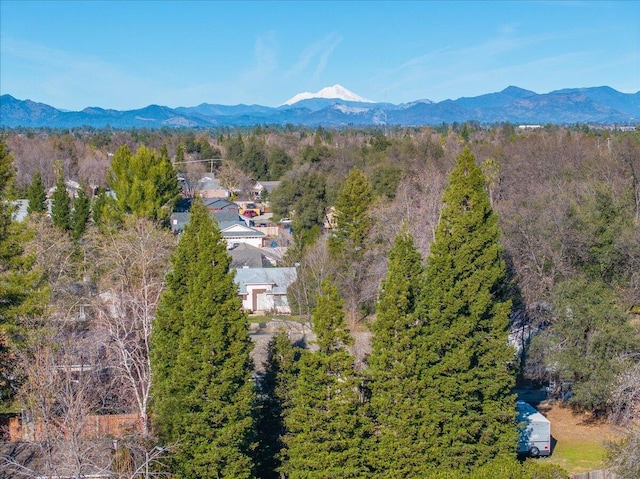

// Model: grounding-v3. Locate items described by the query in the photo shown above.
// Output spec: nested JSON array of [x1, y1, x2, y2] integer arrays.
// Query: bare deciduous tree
[[4, 325, 115, 478], [91, 218, 175, 437], [287, 236, 335, 318], [216, 160, 254, 197], [24, 215, 82, 311], [179, 160, 208, 198], [607, 359, 640, 479], [607, 424, 640, 479], [609, 359, 640, 425]]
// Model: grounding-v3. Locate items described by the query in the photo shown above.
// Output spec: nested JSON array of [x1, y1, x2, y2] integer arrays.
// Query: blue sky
[[1, 0, 638, 111]]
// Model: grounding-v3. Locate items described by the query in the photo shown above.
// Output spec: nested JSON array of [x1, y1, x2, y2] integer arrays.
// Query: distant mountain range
[[1, 84, 638, 129]]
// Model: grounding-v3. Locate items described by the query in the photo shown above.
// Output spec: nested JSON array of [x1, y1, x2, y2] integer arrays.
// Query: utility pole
[[173, 158, 225, 173]]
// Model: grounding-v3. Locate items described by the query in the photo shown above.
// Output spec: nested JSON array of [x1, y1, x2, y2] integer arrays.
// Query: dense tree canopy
[[26, 169, 47, 215], [150, 198, 256, 478], [50, 165, 71, 232], [107, 145, 180, 225], [1, 124, 637, 476], [366, 224, 427, 476], [532, 278, 638, 412], [281, 280, 371, 478], [0, 139, 47, 404], [270, 167, 329, 248], [415, 147, 516, 471]]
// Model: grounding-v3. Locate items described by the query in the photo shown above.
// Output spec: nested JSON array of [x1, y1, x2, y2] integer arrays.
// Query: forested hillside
[[1, 123, 639, 478]]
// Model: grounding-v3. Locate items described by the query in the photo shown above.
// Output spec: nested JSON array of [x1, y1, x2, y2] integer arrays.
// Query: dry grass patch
[[537, 401, 625, 475]]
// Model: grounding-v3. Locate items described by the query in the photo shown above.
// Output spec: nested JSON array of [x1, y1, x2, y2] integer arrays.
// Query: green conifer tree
[[26, 169, 47, 214], [226, 133, 245, 164], [91, 186, 108, 226], [280, 280, 371, 478], [50, 164, 71, 231], [416, 147, 516, 471], [71, 186, 91, 240], [255, 332, 302, 479], [0, 139, 48, 404], [150, 198, 256, 478], [366, 224, 429, 476], [329, 168, 374, 257], [174, 142, 185, 164], [328, 168, 375, 318]]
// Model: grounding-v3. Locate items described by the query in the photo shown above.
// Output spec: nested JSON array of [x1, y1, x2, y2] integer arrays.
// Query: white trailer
[[516, 400, 551, 457]]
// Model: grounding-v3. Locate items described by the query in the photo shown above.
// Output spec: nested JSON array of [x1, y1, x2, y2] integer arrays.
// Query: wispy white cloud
[[498, 22, 520, 36], [1, 37, 161, 109], [312, 34, 342, 80], [241, 31, 278, 83], [370, 23, 617, 102], [285, 33, 343, 80]]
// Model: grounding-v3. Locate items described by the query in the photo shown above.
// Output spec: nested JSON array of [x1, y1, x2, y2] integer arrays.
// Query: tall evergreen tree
[[328, 168, 375, 318], [91, 186, 108, 226], [329, 168, 374, 257], [255, 332, 302, 479], [366, 224, 428, 476], [416, 147, 516, 471], [71, 185, 91, 240], [150, 198, 256, 478], [225, 133, 245, 165], [50, 164, 71, 232], [281, 280, 371, 478], [174, 142, 186, 164], [0, 139, 47, 404], [266, 146, 292, 181], [270, 170, 328, 249], [241, 136, 268, 180], [26, 169, 47, 214]]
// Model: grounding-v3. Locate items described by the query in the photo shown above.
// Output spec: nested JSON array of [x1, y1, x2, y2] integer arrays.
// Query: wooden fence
[[1, 413, 140, 442], [571, 470, 618, 479], [0, 414, 22, 441]]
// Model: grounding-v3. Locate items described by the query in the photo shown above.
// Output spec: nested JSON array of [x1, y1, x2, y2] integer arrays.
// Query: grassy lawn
[[249, 314, 309, 325], [536, 401, 620, 475], [545, 440, 609, 474]]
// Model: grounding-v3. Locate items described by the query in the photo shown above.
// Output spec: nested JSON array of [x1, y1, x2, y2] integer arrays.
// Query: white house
[[253, 180, 280, 199], [219, 221, 266, 249], [234, 267, 297, 314]]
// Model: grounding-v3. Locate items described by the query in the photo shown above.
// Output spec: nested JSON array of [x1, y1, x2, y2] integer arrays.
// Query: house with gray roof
[[171, 209, 245, 236], [234, 267, 297, 314], [203, 197, 238, 214], [170, 211, 192, 233], [197, 174, 229, 198], [219, 221, 265, 249], [254, 180, 281, 198], [228, 243, 282, 268]]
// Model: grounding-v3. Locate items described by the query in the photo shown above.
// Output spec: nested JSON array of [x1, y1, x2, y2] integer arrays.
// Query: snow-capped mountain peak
[[281, 84, 374, 106]]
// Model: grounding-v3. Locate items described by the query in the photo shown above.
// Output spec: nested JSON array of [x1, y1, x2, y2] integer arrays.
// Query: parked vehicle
[[516, 400, 551, 457], [239, 202, 262, 218]]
